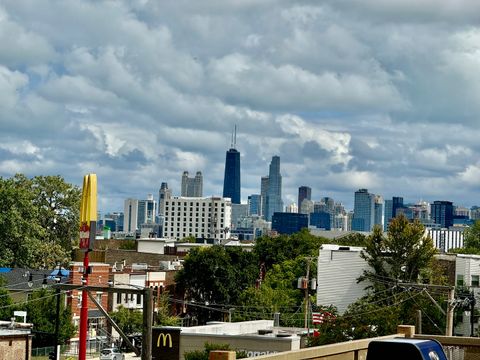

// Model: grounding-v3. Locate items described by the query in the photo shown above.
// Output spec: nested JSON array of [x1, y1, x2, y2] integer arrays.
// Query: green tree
[[254, 229, 325, 270], [110, 306, 143, 335], [175, 246, 258, 323], [0, 175, 45, 267], [0, 174, 81, 268], [155, 291, 180, 326], [360, 215, 437, 288], [0, 278, 14, 321], [323, 214, 444, 343], [30, 175, 81, 255], [22, 288, 75, 347], [236, 258, 305, 325], [450, 220, 480, 255], [184, 342, 247, 360]]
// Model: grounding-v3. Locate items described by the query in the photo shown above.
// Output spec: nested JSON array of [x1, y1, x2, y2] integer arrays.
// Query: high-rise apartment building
[[123, 198, 139, 233], [374, 195, 383, 228], [260, 176, 269, 218], [352, 189, 375, 232], [138, 194, 157, 226], [298, 186, 312, 210], [384, 199, 393, 231], [163, 196, 232, 241], [222, 128, 241, 204], [263, 156, 283, 221], [181, 171, 203, 197], [248, 194, 262, 216], [431, 201, 454, 228], [392, 197, 404, 219], [158, 182, 172, 217]]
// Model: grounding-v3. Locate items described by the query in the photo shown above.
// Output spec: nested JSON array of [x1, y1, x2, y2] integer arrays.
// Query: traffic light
[[48, 352, 55, 360]]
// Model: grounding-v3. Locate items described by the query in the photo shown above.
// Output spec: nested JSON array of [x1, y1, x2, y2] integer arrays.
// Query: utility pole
[[303, 257, 315, 330], [54, 286, 61, 360], [446, 288, 455, 336], [395, 282, 455, 336], [142, 287, 153, 360]]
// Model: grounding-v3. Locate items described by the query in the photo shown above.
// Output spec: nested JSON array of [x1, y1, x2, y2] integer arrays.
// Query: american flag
[[312, 311, 335, 324]]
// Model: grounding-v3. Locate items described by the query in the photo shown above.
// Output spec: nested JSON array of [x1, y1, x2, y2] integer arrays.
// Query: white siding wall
[[317, 245, 371, 313]]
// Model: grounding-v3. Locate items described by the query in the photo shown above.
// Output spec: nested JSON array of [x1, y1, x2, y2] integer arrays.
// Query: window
[[472, 275, 479, 287], [136, 295, 141, 305], [116, 293, 121, 304], [457, 275, 464, 287]]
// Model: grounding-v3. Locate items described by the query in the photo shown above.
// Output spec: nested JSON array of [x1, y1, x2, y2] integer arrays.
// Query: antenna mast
[[234, 124, 237, 149]]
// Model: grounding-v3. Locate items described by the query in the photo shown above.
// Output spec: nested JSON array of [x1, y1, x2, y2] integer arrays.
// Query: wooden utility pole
[[304, 260, 310, 329], [395, 282, 455, 336], [142, 287, 153, 360], [446, 288, 455, 336], [55, 284, 153, 359]]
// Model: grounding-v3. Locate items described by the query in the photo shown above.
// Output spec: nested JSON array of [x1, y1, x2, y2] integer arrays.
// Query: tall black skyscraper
[[431, 201, 454, 228], [223, 126, 241, 204]]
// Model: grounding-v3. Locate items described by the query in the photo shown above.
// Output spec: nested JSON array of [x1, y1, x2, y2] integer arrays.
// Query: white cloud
[[0, 66, 28, 110], [1, 0, 480, 212]]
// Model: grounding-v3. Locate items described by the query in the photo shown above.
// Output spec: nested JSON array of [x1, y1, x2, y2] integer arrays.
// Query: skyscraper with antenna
[[223, 125, 241, 204]]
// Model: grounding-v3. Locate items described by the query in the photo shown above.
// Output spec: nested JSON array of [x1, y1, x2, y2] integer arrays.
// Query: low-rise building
[[317, 244, 372, 313], [153, 320, 301, 360]]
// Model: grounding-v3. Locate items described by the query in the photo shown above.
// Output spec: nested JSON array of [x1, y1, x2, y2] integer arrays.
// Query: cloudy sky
[[1, 0, 480, 213]]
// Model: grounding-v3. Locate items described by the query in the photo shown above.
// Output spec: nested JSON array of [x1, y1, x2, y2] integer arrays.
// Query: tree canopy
[[0, 174, 80, 267], [360, 215, 437, 288], [22, 288, 76, 348], [450, 220, 480, 255], [175, 245, 258, 323], [310, 216, 444, 346]]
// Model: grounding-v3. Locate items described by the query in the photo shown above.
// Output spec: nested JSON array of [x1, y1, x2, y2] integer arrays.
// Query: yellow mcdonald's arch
[[79, 174, 97, 250], [80, 174, 97, 223], [157, 333, 173, 348]]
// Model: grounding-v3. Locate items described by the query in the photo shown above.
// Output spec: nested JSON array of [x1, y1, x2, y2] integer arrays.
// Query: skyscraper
[[298, 186, 312, 209], [222, 127, 241, 204], [248, 194, 262, 216], [374, 195, 383, 228], [158, 182, 172, 217], [392, 197, 404, 219], [181, 171, 203, 197], [264, 156, 283, 221], [431, 201, 454, 228], [138, 194, 157, 226], [123, 198, 139, 233], [352, 189, 375, 232], [384, 199, 393, 231], [260, 176, 269, 218]]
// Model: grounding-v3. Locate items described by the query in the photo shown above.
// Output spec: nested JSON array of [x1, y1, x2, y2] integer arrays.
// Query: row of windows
[[169, 233, 225, 238], [457, 274, 480, 287], [115, 293, 142, 305], [165, 202, 226, 207], [165, 212, 225, 217]]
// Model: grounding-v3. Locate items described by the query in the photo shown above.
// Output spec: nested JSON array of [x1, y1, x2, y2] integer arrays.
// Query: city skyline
[[2, 2, 480, 213]]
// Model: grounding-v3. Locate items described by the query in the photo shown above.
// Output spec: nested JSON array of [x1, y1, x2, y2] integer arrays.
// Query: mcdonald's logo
[[157, 333, 173, 348], [79, 174, 97, 251]]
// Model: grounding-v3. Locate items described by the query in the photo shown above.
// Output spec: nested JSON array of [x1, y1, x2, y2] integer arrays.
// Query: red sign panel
[[79, 222, 90, 250]]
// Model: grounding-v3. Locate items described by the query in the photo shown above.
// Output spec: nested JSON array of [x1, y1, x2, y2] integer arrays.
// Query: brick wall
[[0, 335, 31, 360]]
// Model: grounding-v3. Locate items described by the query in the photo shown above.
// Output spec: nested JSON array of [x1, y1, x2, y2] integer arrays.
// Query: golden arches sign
[[157, 333, 173, 348], [79, 174, 97, 251]]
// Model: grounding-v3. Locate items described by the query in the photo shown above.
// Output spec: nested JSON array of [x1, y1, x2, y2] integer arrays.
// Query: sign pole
[[78, 174, 97, 360]]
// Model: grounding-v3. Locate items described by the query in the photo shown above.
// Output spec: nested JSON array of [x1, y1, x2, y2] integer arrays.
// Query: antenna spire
[[234, 124, 237, 149]]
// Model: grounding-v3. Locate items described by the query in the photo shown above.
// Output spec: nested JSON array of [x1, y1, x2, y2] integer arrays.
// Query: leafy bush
[[184, 342, 247, 360]]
